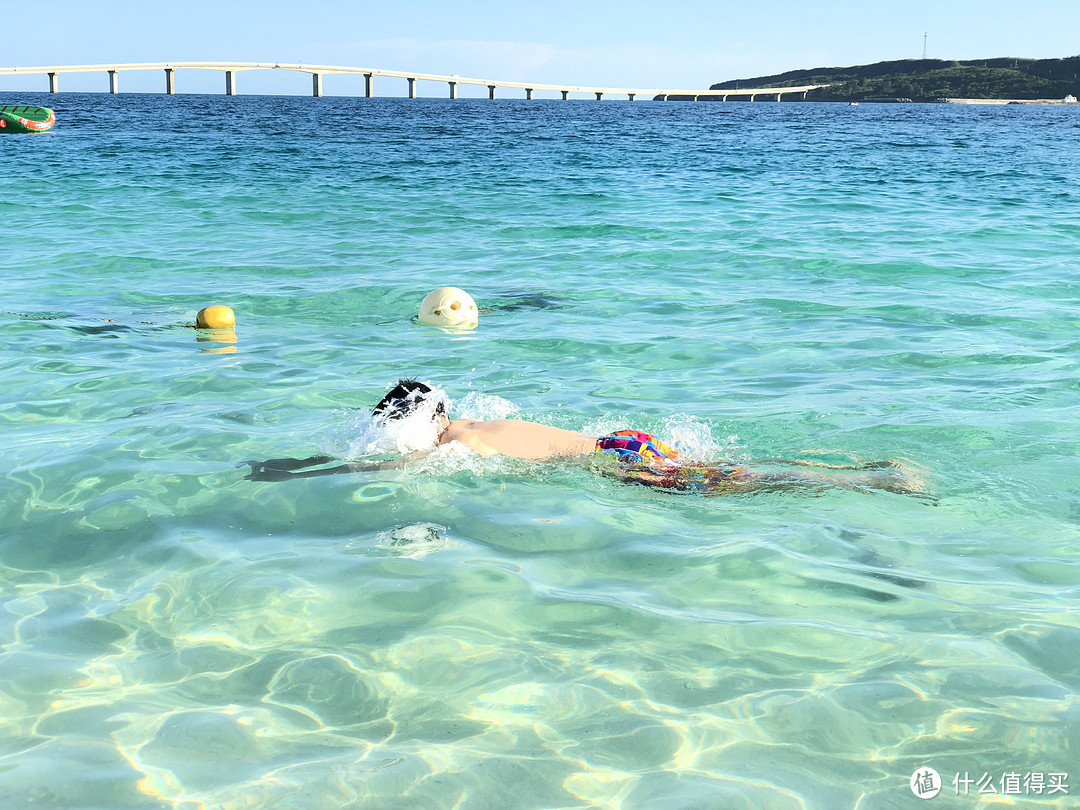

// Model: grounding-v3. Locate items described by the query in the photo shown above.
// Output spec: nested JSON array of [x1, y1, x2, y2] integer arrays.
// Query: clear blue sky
[[4, 0, 1079, 96]]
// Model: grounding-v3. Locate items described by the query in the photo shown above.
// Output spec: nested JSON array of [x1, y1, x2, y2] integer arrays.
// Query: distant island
[[704, 56, 1080, 103]]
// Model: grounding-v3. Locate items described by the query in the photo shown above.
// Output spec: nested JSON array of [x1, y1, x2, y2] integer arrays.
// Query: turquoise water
[[2, 92, 1079, 808]]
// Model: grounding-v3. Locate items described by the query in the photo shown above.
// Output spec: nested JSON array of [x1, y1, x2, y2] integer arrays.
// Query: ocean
[[1, 91, 1078, 808]]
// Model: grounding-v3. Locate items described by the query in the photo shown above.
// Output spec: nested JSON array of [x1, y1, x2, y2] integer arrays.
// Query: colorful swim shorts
[[594, 430, 680, 465], [595, 429, 753, 492]]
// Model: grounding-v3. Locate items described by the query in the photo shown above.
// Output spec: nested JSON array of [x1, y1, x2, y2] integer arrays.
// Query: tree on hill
[[710, 56, 1080, 101]]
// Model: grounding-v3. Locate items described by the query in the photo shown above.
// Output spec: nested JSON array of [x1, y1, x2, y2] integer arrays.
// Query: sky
[[3, 0, 1079, 97]]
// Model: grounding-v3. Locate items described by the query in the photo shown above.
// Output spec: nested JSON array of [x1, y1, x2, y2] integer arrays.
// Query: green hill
[[710, 57, 1080, 101]]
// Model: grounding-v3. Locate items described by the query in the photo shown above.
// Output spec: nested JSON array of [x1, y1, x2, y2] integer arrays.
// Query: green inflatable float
[[0, 105, 55, 133]]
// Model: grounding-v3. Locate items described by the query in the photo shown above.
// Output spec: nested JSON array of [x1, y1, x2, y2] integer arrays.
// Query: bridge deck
[[0, 61, 826, 99]]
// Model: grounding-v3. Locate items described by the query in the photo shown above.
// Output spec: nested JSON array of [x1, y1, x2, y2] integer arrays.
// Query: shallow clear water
[[2, 92, 1079, 808]]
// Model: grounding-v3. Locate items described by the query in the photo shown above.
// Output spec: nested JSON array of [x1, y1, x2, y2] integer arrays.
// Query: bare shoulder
[[440, 419, 486, 449], [443, 419, 482, 438]]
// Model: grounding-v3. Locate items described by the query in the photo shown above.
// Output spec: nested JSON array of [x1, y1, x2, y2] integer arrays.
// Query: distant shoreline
[[939, 97, 1078, 105], [714, 56, 1080, 104]]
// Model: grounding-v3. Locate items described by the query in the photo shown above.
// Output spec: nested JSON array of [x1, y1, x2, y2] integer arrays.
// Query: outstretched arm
[[241, 451, 429, 482], [240, 455, 335, 472], [245, 462, 370, 482]]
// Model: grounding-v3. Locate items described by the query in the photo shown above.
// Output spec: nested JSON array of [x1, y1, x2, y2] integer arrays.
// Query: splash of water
[[330, 383, 452, 459], [663, 416, 742, 462], [454, 391, 519, 421]]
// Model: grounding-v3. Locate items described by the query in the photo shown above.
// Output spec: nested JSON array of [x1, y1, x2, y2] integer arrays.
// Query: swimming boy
[[243, 379, 927, 497]]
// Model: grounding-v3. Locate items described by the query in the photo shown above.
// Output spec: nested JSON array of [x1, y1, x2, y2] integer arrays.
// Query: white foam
[[455, 391, 519, 421], [373, 523, 461, 560], [663, 415, 732, 462], [329, 386, 518, 465], [330, 383, 452, 460]]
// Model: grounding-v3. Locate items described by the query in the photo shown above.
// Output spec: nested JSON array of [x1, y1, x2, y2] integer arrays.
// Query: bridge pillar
[[660, 95, 668, 101], [226, 70, 237, 95], [628, 93, 635, 101], [165, 68, 175, 95], [313, 73, 323, 97], [721, 94, 727, 101], [801, 91, 807, 100], [364, 73, 373, 97], [774, 93, 781, 101], [449, 81, 457, 99], [749, 93, 756, 102], [561, 89, 569, 100], [488, 85, 496, 99], [526, 88, 533, 100], [594, 92, 602, 101], [408, 77, 416, 99], [48, 72, 59, 93], [109, 70, 119, 94]]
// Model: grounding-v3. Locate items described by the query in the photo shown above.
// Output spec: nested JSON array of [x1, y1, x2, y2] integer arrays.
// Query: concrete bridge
[[0, 62, 827, 102]]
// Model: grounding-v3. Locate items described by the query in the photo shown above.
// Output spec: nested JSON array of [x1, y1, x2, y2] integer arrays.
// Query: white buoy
[[418, 287, 478, 328]]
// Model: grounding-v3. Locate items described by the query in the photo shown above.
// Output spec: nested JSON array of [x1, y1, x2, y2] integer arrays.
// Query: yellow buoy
[[196, 305, 235, 330], [418, 287, 478, 328]]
